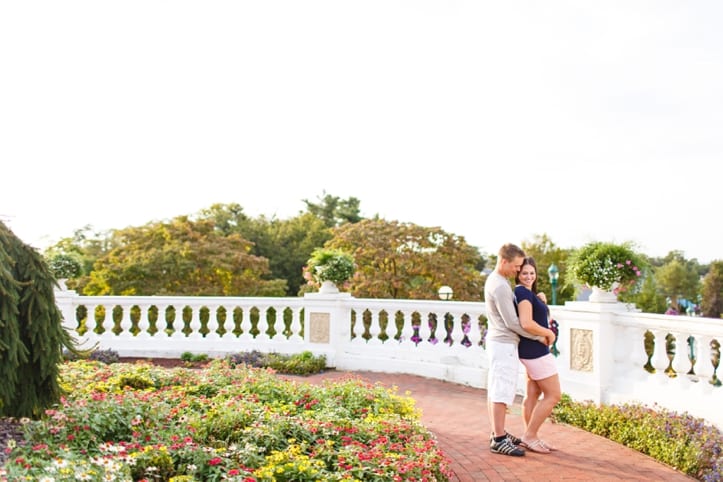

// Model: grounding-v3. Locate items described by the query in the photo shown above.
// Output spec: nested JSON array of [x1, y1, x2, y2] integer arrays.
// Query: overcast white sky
[[1, 1, 721, 263]]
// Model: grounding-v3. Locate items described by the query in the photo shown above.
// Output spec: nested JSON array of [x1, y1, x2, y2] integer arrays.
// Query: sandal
[[520, 439, 551, 454], [539, 440, 557, 451]]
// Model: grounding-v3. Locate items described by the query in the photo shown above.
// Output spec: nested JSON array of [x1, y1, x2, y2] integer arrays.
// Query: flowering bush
[[3, 360, 453, 481], [304, 248, 356, 285], [568, 241, 645, 292], [552, 394, 722, 481]]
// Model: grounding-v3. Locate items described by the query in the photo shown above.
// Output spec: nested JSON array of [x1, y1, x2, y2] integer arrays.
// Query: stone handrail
[[54, 289, 722, 429]]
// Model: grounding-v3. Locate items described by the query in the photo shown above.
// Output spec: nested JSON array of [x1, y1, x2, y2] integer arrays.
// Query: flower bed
[[2, 360, 452, 481]]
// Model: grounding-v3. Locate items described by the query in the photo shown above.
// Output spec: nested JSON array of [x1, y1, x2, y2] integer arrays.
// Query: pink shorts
[[520, 353, 558, 381]]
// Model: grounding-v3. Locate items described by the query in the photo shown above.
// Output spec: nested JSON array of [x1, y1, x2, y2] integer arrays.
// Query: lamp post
[[547, 263, 559, 305], [438, 285, 453, 301]]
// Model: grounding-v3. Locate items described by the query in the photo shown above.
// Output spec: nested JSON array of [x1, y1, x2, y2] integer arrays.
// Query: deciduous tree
[[83, 216, 286, 296], [701, 260, 723, 319], [654, 254, 700, 309], [197, 204, 331, 295], [326, 219, 484, 299]]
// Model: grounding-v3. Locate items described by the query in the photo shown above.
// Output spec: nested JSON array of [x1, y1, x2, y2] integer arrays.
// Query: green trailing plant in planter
[[304, 248, 356, 287], [568, 241, 646, 294]]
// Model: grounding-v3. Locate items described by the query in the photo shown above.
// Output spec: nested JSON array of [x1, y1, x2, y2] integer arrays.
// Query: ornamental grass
[[2, 360, 452, 482]]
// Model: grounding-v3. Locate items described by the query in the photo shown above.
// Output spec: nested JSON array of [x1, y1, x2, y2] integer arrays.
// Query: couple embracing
[[484, 243, 561, 456]]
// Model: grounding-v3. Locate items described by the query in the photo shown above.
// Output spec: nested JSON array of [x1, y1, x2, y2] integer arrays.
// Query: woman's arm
[[517, 299, 555, 344]]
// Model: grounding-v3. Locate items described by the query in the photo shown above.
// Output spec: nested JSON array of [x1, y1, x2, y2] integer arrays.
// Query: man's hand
[[537, 292, 548, 304]]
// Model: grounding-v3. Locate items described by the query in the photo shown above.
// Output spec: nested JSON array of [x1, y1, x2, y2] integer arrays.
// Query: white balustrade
[[53, 289, 723, 429]]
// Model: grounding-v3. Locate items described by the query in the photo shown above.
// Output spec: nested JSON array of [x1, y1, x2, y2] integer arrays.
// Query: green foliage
[[552, 394, 722, 480], [6, 360, 452, 481], [180, 351, 209, 363], [568, 241, 647, 292], [626, 273, 668, 313], [327, 219, 485, 300], [0, 221, 81, 418], [198, 203, 335, 296], [252, 213, 332, 296], [82, 216, 287, 296], [302, 191, 363, 227], [131, 448, 175, 481], [520, 234, 575, 304], [227, 350, 327, 376], [46, 252, 83, 279], [44, 225, 114, 293], [306, 248, 356, 285], [701, 260, 723, 318], [655, 255, 701, 309]]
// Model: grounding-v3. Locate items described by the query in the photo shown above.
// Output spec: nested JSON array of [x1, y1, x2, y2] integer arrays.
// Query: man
[[484, 243, 555, 456]]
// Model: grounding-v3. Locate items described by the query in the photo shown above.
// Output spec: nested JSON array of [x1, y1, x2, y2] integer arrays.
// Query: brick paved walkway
[[294, 370, 695, 481]]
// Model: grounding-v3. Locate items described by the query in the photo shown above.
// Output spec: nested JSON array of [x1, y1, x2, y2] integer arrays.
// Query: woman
[[515, 256, 561, 454]]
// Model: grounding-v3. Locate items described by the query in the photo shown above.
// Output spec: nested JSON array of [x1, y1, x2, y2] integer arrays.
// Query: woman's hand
[[537, 292, 547, 304]]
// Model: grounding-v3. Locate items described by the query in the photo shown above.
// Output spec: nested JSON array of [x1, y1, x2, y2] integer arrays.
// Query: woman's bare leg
[[522, 374, 561, 442], [522, 375, 541, 429]]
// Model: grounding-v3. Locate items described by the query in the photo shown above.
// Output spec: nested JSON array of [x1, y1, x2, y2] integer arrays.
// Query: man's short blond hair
[[498, 243, 525, 261]]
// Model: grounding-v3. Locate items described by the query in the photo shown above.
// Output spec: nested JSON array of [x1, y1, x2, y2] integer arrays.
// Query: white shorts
[[487, 340, 520, 406], [520, 353, 558, 381]]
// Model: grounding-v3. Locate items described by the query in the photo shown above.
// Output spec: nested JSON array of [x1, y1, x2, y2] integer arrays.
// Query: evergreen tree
[[0, 221, 79, 418]]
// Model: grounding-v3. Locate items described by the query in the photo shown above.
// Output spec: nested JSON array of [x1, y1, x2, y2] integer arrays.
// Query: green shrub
[[180, 351, 209, 363], [552, 394, 722, 480], [227, 350, 327, 375]]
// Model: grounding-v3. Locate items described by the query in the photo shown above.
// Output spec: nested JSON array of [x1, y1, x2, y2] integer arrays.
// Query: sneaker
[[490, 436, 525, 456], [489, 431, 522, 446]]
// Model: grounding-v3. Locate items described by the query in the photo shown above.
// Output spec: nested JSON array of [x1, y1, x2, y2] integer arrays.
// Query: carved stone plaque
[[570, 328, 593, 372], [309, 312, 330, 344]]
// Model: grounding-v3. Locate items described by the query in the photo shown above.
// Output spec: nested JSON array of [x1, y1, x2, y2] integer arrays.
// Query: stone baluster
[[669, 329, 691, 378], [710, 338, 722, 387], [135, 303, 152, 339], [255, 306, 271, 342], [651, 329, 670, 374], [205, 304, 222, 340], [398, 309, 415, 345], [464, 314, 481, 348], [117, 303, 135, 339], [186, 304, 203, 340], [236, 306, 253, 342], [366, 308, 383, 345], [288, 306, 303, 342], [418, 313, 433, 346]]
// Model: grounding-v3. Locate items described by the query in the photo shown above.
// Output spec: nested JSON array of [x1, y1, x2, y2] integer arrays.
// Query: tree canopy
[[325, 219, 484, 300], [82, 216, 286, 296], [34, 194, 721, 317]]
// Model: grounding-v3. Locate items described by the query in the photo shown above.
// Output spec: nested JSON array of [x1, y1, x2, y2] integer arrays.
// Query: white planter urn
[[589, 284, 619, 303], [318, 280, 340, 294]]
